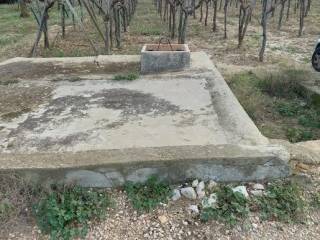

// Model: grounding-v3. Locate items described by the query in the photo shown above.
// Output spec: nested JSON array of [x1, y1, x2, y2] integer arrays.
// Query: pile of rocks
[[171, 179, 266, 213]]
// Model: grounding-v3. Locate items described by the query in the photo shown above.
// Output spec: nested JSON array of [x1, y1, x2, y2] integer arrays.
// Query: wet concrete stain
[[7, 88, 187, 151], [93, 88, 182, 116]]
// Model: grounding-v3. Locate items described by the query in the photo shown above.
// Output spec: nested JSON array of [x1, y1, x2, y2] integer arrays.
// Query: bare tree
[[238, 0, 256, 48], [259, 0, 280, 62], [30, 0, 56, 57], [286, 0, 291, 20], [212, 0, 218, 32], [20, 0, 30, 18], [204, 0, 209, 26], [224, 0, 230, 39], [305, 0, 311, 17], [278, 0, 287, 30], [299, 0, 305, 36]]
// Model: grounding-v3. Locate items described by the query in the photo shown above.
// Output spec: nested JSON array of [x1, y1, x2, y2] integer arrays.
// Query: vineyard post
[[298, 0, 305, 36], [212, 0, 218, 32], [224, 0, 230, 39]]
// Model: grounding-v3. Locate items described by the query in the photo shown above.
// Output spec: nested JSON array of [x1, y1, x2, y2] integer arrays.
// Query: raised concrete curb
[[0, 144, 290, 187], [0, 52, 291, 186]]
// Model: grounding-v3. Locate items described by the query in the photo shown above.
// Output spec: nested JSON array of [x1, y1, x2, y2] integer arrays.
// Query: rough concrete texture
[[141, 44, 190, 74], [0, 52, 290, 186]]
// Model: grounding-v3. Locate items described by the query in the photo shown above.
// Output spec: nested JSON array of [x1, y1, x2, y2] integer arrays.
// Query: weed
[[228, 72, 266, 120], [33, 185, 111, 240], [257, 69, 308, 99], [275, 101, 301, 117], [285, 127, 314, 143], [298, 111, 320, 129], [200, 186, 249, 226], [0, 79, 19, 85], [0, 174, 44, 234], [113, 73, 139, 81], [227, 70, 320, 142], [276, 101, 319, 128], [124, 176, 171, 212], [252, 181, 305, 222]]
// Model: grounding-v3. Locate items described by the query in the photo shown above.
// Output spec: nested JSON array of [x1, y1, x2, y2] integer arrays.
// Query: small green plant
[[33, 185, 111, 240], [275, 101, 301, 117], [200, 186, 249, 226], [252, 181, 305, 222], [285, 127, 314, 143], [124, 176, 171, 212], [275, 101, 319, 129], [298, 112, 320, 129], [113, 73, 139, 81]]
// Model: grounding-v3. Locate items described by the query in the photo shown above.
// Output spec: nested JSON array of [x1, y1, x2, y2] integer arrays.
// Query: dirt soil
[[0, 83, 52, 121]]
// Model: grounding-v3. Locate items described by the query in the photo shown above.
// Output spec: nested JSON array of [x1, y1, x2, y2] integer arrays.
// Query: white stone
[[196, 181, 205, 199], [197, 191, 206, 199], [180, 187, 197, 200], [187, 205, 199, 214], [252, 183, 265, 190], [192, 179, 199, 188], [232, 186, 249, 198], [207, 180, 218, 191], [171, 189, 181, 201], [201, 193, 217, 209], [158, 215, 168, 224], [251, 190, 264, 196]]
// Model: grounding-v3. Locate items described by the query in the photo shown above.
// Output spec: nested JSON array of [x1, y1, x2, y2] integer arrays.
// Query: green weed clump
[[200, 186, 249, 226], [252, 181, 305, 223], [113, 73, 139, 81], [275, 101, 302, 117], [285, 127, 314, 143], [257, 69, 308, 99], [124, 176, 171, 212], [228, 69, 320, 143], [33, 186, 111, 240]]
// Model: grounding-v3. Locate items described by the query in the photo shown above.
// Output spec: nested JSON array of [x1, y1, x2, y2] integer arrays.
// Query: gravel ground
[[3, 165, 320, 240]]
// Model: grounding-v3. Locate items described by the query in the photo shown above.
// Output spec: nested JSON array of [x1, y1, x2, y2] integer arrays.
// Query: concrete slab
[[0, 53, 290, 186]]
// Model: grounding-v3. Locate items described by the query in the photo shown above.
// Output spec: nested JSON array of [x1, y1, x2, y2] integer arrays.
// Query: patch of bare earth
[[0, 83, 52, 120]]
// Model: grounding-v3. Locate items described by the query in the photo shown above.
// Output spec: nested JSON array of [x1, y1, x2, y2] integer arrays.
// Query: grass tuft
[[200, 186, 249, 226], [285, 127, 314, 143], [257, 69, 309, 99], [252, 181, 305, 223], [113, 73, 139, 81], [227, 69, 320, 142], [124, 176, 171, 212]]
